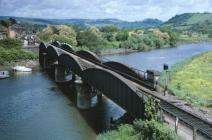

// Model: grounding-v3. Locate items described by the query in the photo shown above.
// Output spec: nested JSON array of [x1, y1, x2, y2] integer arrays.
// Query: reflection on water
[[0, 70, 125, 140], [103, 43, 212, 71]]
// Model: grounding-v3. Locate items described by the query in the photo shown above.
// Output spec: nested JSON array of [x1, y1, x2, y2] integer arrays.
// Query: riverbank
[[0, 59, 39, 71], [177, 40, 212, 46], [160, 51, 212, 109], [96, 44, 174, 56], [0, 39, 38, 70]]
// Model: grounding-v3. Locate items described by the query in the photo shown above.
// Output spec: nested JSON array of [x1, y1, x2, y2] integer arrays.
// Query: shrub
[[116, 30, 129, 41], [0, 47, 37, 64], [37, 25, 77, 46], [0, 38, 22, 49], [208, 33, 212, 38], [134, 119, 181, 140], [100, 26, 119, 32], [96, 124, 140, 140], [77, 29, 106, 50]]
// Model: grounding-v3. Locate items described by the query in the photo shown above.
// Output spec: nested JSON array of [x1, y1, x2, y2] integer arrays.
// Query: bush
[[100, 26, 119, 32], [97, 124, 140, 140], [37, 25, 77, 46], [77, 29, 107, 50], [0, 47, 37, 64], [0, 38, 22, 49], [97, 120, 181, 140], [134, 119, 181, 140], [102, 32, 115, 41], [116, 30, 129, 41], [208, 33, 212, 38]]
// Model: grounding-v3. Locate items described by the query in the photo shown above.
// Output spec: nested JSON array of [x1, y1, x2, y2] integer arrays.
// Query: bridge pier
[[75, 77, 91, 109], [40, 52, 47, 69], [96, 90, 103, 102], [54, 61, 66, 82]]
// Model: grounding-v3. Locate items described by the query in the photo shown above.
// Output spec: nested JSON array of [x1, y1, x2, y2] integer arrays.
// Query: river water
[[103, 42, 212, 71], [0, 43, 212, 140]]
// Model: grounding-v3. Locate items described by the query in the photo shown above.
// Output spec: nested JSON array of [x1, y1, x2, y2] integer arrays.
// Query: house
[[0, 29, 7, 40], [0, 28, 16, 39]]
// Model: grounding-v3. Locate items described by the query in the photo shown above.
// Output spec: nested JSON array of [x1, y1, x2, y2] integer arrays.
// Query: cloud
[[101, 1, 120, 14], [0, 0, 212, 21]]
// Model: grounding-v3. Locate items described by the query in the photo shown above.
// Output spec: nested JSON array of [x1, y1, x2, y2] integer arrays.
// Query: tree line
[[37, 25, 177, 52]]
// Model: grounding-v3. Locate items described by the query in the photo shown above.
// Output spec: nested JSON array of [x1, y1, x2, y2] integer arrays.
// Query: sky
[[0, 0, 212, 21]]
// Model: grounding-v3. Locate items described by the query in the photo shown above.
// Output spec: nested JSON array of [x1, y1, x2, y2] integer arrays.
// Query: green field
[[178, 32, 212, 42], [161, 51, 212, 108]]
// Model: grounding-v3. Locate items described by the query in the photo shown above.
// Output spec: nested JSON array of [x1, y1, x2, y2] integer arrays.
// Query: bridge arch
[[51, 41, 61, 47], [39, 42, 47, 53], [58, 53, 83, 75], [103, 61, 142, 80], [46, 45, 60, 62], [60, 43, 75, 53], [39, 42, 47, 66], [76, 50, 101, 64], [81, 68, 144, 117]]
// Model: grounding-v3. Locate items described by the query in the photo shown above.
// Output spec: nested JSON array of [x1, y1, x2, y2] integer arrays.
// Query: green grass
[[178, 33, 212, 42], [186, 13, 212, 24], [97, 120, 181, 140], [0, 47, 37, 64], [0, 38, 37, 64], [160, 51, 212, 107], [97, 124, 140, 140]]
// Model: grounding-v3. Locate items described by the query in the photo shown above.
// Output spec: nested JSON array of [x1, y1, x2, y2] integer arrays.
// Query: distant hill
[[0, 16, 162, 28], [162, 13, 212, 33]]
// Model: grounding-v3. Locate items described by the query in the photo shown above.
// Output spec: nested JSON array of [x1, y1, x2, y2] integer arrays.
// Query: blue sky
[[0, 0, 212, 21]]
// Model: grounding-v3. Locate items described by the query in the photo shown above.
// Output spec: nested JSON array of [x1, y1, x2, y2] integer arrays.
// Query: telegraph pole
[[163, 64, 169, 96]]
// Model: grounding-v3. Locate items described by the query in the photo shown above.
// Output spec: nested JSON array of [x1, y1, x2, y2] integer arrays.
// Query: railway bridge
[[39, 41, 212, 140]]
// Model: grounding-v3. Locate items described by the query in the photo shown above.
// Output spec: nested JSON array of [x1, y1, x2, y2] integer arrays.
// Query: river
[[103, 42, 212, 71], [0, 43, 211, 140]]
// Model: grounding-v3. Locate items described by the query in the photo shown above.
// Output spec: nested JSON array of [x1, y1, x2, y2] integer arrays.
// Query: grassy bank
[[97, 120, 181, 140], [177, 32, 212, 43], [160, 51, 212, 108], [0, 39, 37, 65]]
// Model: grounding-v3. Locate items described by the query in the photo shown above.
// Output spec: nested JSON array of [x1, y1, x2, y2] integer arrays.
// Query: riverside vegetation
[[160, 51, 212, 108], [97, 98, 181, 140], [37, 25, 177, 53], [0, 38, 37, 65]]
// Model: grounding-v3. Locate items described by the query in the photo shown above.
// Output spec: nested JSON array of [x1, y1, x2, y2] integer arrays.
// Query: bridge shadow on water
[[57, 83, 134, 134], [45, 68, 134, 134]]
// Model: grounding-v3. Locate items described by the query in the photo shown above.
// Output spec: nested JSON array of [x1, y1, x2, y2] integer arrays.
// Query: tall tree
[[0, 18, 17, 37]]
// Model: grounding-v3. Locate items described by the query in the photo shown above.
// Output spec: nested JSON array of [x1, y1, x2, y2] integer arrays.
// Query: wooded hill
[[162, 13, 212, 33]]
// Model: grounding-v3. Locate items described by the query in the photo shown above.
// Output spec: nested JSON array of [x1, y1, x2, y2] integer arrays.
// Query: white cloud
[[0, 0, 212, 21], [101, 1, 120, 14]]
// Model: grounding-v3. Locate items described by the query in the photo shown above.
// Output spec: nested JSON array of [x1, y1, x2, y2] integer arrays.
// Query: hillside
[[0, 16, 162, 28], [162, 13, 212, 33], [160, 51, 212, 108]]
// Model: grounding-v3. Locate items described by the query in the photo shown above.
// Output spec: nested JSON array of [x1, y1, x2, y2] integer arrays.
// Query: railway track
[[161, 101, 212, 139]]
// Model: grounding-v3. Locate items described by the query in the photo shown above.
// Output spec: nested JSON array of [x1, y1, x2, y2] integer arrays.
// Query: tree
[[116, 30, 129, 41], [37, 25, 77, 46], [102, 32, 115, 41], [100, 25, 119, 32], [160, 27, 177, 46], [144, 97, 160, 121], [77, 28, 106, 50], [0, 18, 17, 37], [208, 33, 212, 38]]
